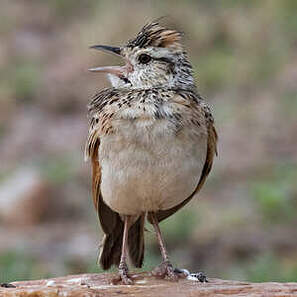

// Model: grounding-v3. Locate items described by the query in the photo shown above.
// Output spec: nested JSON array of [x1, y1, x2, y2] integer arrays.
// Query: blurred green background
[[0, 0, 296, 283]]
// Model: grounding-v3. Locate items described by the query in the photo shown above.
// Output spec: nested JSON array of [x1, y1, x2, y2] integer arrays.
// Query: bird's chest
[[99, 115, 207, 215]]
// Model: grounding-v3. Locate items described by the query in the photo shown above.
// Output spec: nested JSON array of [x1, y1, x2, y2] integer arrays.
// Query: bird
[[85, 21, 217, 285]]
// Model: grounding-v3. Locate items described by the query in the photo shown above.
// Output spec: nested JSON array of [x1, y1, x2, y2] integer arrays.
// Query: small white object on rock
[[187, 275, 200, 281], [45, 280, 55, 287]]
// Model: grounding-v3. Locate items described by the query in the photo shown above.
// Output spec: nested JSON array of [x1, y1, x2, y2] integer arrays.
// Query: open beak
[[88, 44, 133, 80]]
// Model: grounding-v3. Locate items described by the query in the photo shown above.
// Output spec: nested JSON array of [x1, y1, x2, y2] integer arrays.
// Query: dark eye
[[138, 54, 151, 64]]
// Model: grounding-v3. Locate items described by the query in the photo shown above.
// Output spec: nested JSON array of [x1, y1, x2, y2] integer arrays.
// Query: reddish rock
[[1, 273, 297, 297]]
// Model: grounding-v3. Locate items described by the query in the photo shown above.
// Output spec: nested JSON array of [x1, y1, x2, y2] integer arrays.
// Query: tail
[[128, 215, 145, 268], [98, 218, 124, 270], [99, 215, 145, 270]]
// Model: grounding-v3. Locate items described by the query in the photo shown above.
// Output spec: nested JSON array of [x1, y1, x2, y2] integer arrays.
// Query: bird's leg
[[114, 215, 133, 285], [149, 213, 178, 281]]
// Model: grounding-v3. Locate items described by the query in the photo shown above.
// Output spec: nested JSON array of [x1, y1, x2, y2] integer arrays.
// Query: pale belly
[[99, 119, 207, 215]]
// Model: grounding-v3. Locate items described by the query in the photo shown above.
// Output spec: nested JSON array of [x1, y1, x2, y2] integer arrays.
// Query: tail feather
[[99, 219, 124, 270], [99, 215, 145, 270], [128, 215, 145, 268]]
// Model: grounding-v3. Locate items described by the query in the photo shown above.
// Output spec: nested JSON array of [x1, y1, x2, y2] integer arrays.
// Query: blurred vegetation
[[0, 252, 50, 283], [251, 163, 297, 223], [0, 0, 296, 284], [223, 252, 297, 283]]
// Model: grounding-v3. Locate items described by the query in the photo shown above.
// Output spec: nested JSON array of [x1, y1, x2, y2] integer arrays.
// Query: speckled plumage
[[86, 87, 211, 146], [86, 21, 217, 284]]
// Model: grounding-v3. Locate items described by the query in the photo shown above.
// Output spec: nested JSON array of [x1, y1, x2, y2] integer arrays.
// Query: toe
[[152, 261, 180, 281], [121, 276, 133, 285], [166, 265, 178, 281], [111, 274, 133, 285]]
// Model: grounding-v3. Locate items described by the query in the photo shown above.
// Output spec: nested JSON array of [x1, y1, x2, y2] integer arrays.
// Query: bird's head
[[89, 21, 195, 90]]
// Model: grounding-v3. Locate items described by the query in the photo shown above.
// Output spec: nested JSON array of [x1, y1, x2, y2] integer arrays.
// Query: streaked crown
[[126, 21, 183, 50]]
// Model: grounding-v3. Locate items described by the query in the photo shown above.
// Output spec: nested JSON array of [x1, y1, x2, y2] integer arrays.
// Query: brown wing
[[88, 132, 120, 234], [84, 88, 122, 234], [87, 131, 125, 269], [152, 123, 218, 223]]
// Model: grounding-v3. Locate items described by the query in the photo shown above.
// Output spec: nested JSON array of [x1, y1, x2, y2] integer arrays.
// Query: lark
[[85, 21, 217, 284]]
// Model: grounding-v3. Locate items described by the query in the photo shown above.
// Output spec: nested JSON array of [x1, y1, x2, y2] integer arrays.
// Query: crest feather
[[127, 22, 182, 49]]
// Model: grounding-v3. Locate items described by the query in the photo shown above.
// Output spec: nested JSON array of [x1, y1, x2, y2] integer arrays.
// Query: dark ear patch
[[154, 57, 175, 74]]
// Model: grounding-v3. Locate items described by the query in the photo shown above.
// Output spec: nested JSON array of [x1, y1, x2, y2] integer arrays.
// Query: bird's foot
[[111, 262, 133, 285], [174, 268, 208, 283], [151, 260, 179, 281]]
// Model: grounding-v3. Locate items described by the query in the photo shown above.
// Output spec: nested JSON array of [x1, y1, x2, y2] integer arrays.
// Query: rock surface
[[1, 273, 297, 297]]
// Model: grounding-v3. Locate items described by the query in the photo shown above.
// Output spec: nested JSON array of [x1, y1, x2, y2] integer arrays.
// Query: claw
[[120, 275, 133, 285], [111, 273, 133, 285], [152, 261, 178, 281], [112, 262, 133, 285]]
